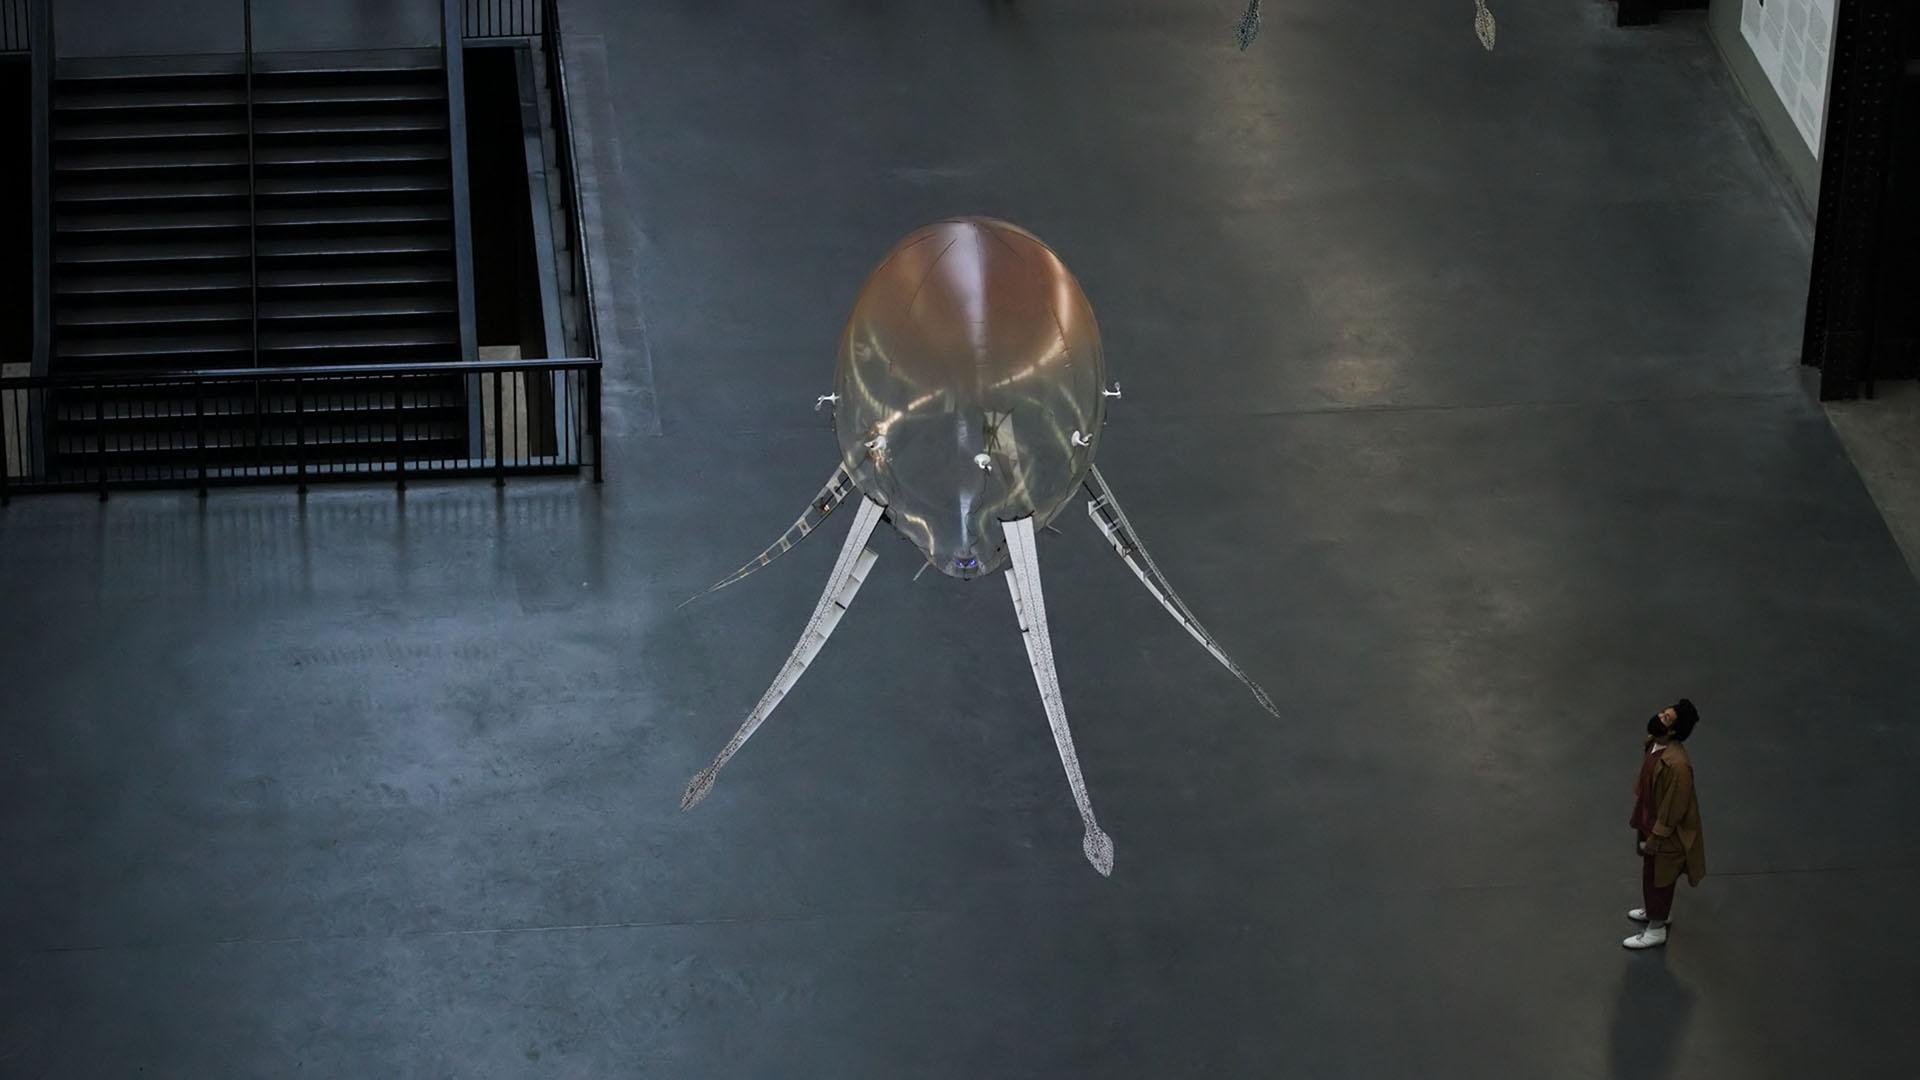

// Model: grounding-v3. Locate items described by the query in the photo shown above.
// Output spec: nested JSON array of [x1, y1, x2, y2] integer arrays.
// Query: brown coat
[[1644, 740, 1706, 887]]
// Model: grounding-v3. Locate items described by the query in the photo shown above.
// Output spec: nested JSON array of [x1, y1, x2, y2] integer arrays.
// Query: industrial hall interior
[[4, 0, 1919, 1076]]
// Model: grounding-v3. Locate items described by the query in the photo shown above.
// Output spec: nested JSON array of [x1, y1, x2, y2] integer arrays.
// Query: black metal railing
[[1, 0, 27, 53], [0, 358, 601, 502], [466, 0, 542, 39], [540, 0, 601, 367]]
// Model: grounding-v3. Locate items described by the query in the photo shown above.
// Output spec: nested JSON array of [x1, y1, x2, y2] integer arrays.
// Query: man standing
[[1625, 699, 1706, 949]]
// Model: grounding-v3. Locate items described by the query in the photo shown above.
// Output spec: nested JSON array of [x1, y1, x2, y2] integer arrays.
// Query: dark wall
[[53, 0, 243, 58], [53, 0, 438, 59], [1867, 11, 1920, 378], [251, 0, 439, 53], [1708, 0, 1822, 210]]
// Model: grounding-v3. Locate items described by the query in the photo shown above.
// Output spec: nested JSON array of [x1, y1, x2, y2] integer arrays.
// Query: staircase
[[53, 61, 253, 376], [252, 56, 460, 369], [45, 52, 470, 482]]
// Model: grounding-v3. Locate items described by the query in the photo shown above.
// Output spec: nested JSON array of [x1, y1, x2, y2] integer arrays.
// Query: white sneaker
[[1628, 908, 1648, 922], [1623, 925, 1668, 950]]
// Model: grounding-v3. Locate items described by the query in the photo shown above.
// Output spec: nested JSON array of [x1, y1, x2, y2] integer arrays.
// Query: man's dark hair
[[1671, 698, 1699, 741]]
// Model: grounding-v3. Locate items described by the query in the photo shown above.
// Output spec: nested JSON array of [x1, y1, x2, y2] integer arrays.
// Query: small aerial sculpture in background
[[1236, 0, 1262, 50], [1236, 1, 1496, 52], [679, 218, 1278, 876]]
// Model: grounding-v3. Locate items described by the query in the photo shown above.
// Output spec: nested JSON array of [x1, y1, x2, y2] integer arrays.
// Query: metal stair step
[[58, 271, 252, 296], [55, 86, 248, 112], [56, 209, 251, 235], [251, 63, 441, 83], [254, 173, 448, 199], [58, 303, 250, 329], [252, 83, 443, 107], [257, 265, 453, 290], [55, 60, 243, 82], [54, 118, 248, 142], [55, 241, 250, 266], [260, 349, 465, 367], [256, 204, 451, 229], [253, 115, 446, 137], [262, 326, 460, 351], [55, 146, 249, 172], [260, 295, 457, 320], [57, 333, 252, 359], [254, 144, 446, 167], [257, 234, 452, 259], [58, 178, 251, 205]]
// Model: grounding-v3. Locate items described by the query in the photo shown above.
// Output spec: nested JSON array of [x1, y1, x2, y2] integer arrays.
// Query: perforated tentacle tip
[[1253, 686, 1281, 719], [681, 768, 717, 811], [1084, 829, 1116, 877]]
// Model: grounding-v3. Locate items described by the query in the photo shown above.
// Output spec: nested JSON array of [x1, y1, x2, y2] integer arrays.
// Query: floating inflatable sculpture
[[680, 218, 1276, 876]]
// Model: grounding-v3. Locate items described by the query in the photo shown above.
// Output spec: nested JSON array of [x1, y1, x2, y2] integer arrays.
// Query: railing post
[[293, 375, 306, 494], [590, 364, 603, 483], [252, 382, 265, 472], [94, 393, 106, 501], [195, 382, 208, 496], [393, 380, 407, 492], [493, 369, 506, 486]]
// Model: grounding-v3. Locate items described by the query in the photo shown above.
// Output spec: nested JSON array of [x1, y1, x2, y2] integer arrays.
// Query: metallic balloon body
[[833, 218, 1107, 580]]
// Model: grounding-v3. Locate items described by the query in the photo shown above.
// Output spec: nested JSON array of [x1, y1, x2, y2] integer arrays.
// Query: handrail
[[0, 357, 601, 390], [542, 0, 599, 362], [539, 0, 602, 480], [1, 355, 602, 498]]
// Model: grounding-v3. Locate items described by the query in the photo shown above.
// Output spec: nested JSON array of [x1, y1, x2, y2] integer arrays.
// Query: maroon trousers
[[1641, 847, 1676, 920], [1631, 747, 1673, 920]]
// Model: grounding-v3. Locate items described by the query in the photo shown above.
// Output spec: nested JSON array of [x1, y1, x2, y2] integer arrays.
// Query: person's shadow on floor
[[1607, 950, 1696, 1080]]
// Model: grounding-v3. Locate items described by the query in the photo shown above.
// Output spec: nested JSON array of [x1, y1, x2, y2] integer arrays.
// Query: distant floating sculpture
[[1234, 1, 1495, 53], [679, 218, 1278, 876], [1236, 0, 1262, 51]]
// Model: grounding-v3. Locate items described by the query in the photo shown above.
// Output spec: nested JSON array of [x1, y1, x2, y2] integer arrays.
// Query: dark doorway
[[1, 58, 28, 372], [463, 46, 545, 357]]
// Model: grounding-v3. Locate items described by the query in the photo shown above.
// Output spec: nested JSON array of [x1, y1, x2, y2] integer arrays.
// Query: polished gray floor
[[6, 2, 1920, 1077]]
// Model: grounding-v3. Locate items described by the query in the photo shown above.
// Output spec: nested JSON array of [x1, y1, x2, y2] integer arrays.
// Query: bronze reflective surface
[[833, 218, 1107, 579]]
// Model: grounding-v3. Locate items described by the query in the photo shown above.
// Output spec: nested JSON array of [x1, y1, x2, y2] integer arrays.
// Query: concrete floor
[[6, 2, 1920, 1077]]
